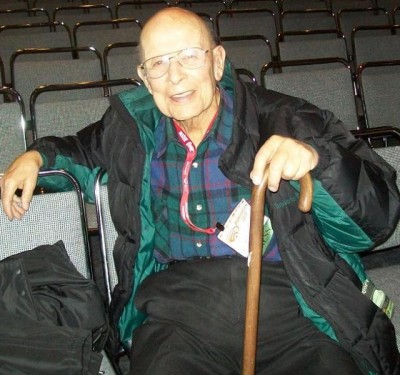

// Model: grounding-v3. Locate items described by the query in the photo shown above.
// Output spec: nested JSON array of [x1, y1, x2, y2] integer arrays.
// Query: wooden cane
[[242, 169, 313, 375]]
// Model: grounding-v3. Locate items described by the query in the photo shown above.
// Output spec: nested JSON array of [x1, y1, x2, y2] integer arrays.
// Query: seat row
[[1, 54, 399, 175], [0, 0, 400, 34], [1, 13, 400, 89], [0, 42, 141, 104], [1, 4, 400, 79]]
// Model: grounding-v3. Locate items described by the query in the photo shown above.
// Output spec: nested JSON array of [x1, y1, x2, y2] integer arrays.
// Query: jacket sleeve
[[28, 106, 116, 202], [257, 89, 400, 252]]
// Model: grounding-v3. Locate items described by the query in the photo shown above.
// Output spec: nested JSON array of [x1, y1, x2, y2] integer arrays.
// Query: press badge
[[217, 199, 273, 257], [362, 279, 395, 319]]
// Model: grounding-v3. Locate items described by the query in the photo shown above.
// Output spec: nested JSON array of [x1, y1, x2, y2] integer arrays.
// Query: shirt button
[[196, 204, 202, 211], [196, 241, 202, 248], [192, 162, 199, 168]]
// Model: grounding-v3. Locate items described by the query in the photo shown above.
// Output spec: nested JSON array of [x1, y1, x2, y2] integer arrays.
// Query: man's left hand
[[250, 135, 319, 192]]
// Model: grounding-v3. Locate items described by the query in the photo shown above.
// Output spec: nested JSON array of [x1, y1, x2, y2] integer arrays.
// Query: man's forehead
[[140, 10, 210, 55], [141, 24, 207, 59]]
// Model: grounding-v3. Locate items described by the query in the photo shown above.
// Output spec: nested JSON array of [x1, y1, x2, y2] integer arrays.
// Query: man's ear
[[137, 66, 153, 94], [212, 45, 226, 82]]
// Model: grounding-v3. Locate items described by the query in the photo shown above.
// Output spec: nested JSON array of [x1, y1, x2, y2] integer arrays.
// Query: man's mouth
[[171, 91, 194, 101]]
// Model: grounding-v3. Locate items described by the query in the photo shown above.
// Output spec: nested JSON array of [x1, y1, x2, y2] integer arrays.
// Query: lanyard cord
[[173, 119, 217, 234]]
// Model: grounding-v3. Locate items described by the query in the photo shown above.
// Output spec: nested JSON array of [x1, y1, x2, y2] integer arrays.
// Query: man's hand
[[250, 135, 319, 191], [0, 151, 43, 220]]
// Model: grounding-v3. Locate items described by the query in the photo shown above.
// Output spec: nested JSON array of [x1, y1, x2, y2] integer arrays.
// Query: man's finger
[[20, 178, 36, 211], [1, 180, 18, 220], [12, 200, 26, 219], [266, 155, 287, 192], [250, 142, 275, 185]]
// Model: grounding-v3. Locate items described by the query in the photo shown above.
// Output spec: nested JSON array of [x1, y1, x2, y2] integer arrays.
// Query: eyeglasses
[[140, 47, 211, 79]]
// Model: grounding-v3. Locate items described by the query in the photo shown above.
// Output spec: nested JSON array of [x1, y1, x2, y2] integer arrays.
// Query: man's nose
[[167, 58, 185, 84]]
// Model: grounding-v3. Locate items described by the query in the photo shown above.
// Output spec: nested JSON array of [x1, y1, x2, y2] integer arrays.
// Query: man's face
[[138, 15, 225, 124]]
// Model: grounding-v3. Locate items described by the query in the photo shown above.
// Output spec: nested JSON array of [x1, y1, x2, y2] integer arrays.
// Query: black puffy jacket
[[31, 61, 400, 374]]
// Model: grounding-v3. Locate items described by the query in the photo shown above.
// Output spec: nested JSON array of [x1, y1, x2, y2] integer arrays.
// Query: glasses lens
[[144, 55, 170, 79], [143, 48, 208, 79], [177, 48, 206, 69]]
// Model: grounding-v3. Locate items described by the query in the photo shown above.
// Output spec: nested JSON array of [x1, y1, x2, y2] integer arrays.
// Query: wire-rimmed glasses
[[140, 47, 211, 79]]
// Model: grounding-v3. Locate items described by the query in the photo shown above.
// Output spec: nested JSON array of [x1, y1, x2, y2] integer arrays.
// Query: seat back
[[277, 30, 349, 62], [0, 169, 92, 279], [0, 87, 27, 172], [32, 0, 77, 13], [73, 18, 142, 52], [337, 7, 392, 57], [0, 0, 30, 10], [330, 0, 377, 12], [216, 8, 279, 55], [395, 6, 400, 23], [0, 22, 73, 85], [230, 0, 279, 12], [176, 0, 227, 20], [281, 0, 330, 11], [94, 171, 118, 305], [115, 0, 171, 24], [281, 9, 337, 32], [220, 35, 273, 83], [11, 46, 105, 106], [53, 4, 114, 31], [104, 41, 141, 84], [352, 25, 400, 67], [262, 58, 360, 131], [30, 79, 140, 140], [357, 60, 400, 128], [0, 8, 51, 30]]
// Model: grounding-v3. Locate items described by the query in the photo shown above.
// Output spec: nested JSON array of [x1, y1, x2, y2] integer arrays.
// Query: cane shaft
[[242, 170, 313, 375]]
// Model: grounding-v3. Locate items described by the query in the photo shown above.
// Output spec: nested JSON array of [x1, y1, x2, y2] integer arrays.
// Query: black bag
[[0, 241, 109, 374]]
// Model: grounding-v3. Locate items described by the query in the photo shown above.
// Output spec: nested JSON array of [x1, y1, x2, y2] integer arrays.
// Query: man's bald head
[[139, 7, 216, 61]]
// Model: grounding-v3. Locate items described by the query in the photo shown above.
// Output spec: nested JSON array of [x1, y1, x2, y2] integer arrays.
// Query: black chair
[[356, 60, 400, 129], [53, 4, 114, 31], [337, 7, 392, 57], [0, 8, 51, 28], [29, 78, 141, 140], [351, 25, 400, 67], [262, 57, 361, 131], [220, 35, 274, 83], [0, 86, 27, 171], [281, 9, 337, 32], [277, 29, 350, 62], [11, 46, 105, 106], [216, 8, 280, 56], [73, 18, 142, 51], [115, 0, 171, 24], [0, 0, 30, 10], [0, 21, 73, 85], [104, 41, 141, 85], [29, 79, 140, 234], [281, 0, 330, 11]]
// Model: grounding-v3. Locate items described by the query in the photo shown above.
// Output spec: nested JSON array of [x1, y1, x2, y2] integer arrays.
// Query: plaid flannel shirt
[[150, 88, 280, 263]]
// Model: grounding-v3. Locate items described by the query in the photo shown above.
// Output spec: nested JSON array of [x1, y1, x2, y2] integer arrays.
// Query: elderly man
[[1, 7, 399, 375]]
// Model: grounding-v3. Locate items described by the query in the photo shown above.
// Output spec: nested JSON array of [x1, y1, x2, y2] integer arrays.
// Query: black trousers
[[130, 257, 362, 375]]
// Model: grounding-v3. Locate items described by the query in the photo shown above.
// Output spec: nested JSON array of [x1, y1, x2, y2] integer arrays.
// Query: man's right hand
[[0, 151, 43, 220]]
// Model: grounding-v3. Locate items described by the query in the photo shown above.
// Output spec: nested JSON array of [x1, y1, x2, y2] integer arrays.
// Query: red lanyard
[[173, 119, 216, 234]]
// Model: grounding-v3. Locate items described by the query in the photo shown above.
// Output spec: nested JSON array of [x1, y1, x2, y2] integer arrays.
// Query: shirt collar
[[153, 87, 234, 159]]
